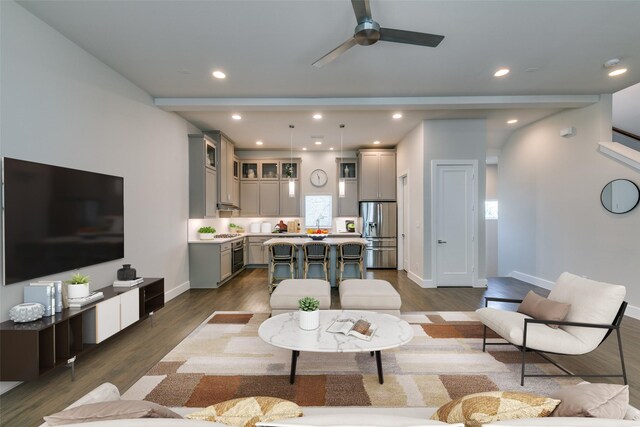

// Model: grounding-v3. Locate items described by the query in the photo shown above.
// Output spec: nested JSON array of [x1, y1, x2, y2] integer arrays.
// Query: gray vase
[[117, 264, 136, 281]]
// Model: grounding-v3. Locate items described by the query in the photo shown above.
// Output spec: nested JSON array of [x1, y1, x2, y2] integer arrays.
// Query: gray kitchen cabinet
[[358, 150, 396, 201], [338, 180, 358, 216], [189, 241, 236, 288], [259, 181, 280, 216], [189, 134, 218, 218], [279, 181, 300, 216], [240, 181, 259, 217], [248, 236, 270, 265], [218, 134, 235, 206], [232, 156, 240, 207], [220, 244, 232, 281]]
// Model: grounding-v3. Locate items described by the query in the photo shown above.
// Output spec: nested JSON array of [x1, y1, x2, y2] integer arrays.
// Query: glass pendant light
[[339, 124, 346, 198], [288, 124, 295, 198]]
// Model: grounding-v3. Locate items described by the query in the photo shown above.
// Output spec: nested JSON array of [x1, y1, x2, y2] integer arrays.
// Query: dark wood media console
[[0, 278, 164, 381]]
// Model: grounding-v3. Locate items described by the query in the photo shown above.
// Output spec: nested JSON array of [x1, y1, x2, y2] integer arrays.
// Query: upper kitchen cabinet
[[188, 134, 218, 218], [279, 181, 300, 216], [336, 158, 358, 216], [232, 156, 240, 208], [216, 133, 236, 208], [261, 161, 279, 180], [358, 150, 396, 201], [281, 161, 300, 179], [239, 157, 301, 217]]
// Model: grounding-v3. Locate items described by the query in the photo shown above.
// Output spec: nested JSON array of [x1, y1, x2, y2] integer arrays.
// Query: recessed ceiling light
[[494, 68, 510, 77], [313, 114, 323, 120], [256, 141, 263, 145], [507, 119, 518, 124], [608, 68, 628, 77], [212, 70, 226, 79], [373, 140, 381, 145], [231, 114, 242, 120], [329, 147, 334, 150], [315, 141, 322, 145], [392, 113, 402, 119], [302, 147, 307, 151]]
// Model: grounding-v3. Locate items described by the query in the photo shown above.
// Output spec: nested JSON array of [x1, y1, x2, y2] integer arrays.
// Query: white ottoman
[[339, 279, 401, 316], [270, 279, 331, 315]]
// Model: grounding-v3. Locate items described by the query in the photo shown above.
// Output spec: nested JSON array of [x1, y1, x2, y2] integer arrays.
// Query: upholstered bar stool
[[338, 242, 365, 283], [302, 241, 330, 280], [268, 242, 297, 293]]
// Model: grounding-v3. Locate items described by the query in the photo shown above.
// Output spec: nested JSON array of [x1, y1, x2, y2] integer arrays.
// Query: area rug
[[122, 311, 581, 408]]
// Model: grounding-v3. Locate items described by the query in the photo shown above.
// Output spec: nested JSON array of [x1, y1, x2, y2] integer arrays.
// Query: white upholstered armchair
[[476, 272, 628, 386]]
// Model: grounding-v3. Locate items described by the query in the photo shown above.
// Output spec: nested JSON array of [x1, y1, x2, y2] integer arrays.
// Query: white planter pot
[[199, 233, 215, 240], [67, 283, 90, 299], [299, 309, 320, 330]]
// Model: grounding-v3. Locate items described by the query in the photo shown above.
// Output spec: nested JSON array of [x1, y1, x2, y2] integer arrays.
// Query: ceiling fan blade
[[379, 27, 444, 47], [312, 37, 358, 68], [351, 0, 372, 23]]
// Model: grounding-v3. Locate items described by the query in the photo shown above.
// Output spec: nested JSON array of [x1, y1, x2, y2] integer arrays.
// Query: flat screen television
[[2, 158, 124, 285]]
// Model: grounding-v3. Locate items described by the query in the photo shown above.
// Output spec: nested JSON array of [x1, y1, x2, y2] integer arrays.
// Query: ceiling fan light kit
[[313, 0, 444, 67]]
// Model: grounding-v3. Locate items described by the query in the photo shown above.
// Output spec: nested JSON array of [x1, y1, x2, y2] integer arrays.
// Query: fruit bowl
[[307, 234, 327, 241]]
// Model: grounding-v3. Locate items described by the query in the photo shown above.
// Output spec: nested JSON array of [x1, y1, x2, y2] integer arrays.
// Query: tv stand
[[0, 278, 164, 381]]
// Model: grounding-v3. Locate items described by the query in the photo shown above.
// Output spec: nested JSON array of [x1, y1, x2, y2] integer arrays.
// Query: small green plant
[[66, 273, 90, 285], [298, 297, 320, 312], [198, 226, 216, 234], [229, 223, 237, 228]]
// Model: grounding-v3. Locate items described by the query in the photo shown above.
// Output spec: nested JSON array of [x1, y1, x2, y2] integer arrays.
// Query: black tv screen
[[3, 158, 124, 285]]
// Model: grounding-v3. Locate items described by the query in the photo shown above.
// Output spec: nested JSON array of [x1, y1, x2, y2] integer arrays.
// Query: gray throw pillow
[[551, 383, 629, 419], [44, 400, 182, 426], [517, 291, 571, 329]]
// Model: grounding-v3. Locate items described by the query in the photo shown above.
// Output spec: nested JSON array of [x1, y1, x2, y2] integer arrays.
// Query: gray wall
[[485, 164, 498, 276], [0, 1, 198, 320], [499, 97, 640, 308], [423, 120, 487, 285]]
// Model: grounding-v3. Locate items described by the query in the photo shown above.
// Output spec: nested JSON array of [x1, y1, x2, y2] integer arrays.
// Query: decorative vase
[[299, 310, 320, 330], [117, 264, 136, 280], [344, 165, 350, 177], [9, 303, 45, 323], [67, 283, 90, 299], [199, 233, 215, 240]]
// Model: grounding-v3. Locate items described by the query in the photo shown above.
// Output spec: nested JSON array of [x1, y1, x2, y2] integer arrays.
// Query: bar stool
[[303, 241, 330, 280], [268, 242, 297, 293], [338, 242, 366, 283]]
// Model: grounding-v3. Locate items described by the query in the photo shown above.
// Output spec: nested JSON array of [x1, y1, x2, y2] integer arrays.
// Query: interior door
[[435, 164, 475, 286]]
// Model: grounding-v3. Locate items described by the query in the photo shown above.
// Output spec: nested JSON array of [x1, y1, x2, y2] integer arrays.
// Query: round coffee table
[[258, 310, 413, 384]]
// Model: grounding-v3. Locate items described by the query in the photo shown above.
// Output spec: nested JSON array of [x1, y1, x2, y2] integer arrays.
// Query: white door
[[402, 176, 409, 272], [435, 164, 475, 286]]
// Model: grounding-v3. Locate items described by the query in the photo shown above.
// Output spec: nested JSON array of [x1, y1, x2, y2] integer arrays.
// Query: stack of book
[[68, 291, 104, 308], [113, 277, 144, 288]]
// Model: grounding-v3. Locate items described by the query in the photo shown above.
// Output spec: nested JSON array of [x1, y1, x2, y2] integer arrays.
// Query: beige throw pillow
[[517, 291, 571, 329], [430, 391, 560, 427], [187, 396, 303, 427], [43, 400, 182, 425], [551, 383, 629, 419]]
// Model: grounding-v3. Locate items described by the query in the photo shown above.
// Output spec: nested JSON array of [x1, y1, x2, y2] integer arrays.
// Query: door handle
[[438, 240, 447, 244]]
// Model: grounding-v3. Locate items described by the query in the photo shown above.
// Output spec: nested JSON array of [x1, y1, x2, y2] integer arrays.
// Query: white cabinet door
[[95, 296, 120, 343], [120, 289, 140, 329], [378, 152, 396, 200]]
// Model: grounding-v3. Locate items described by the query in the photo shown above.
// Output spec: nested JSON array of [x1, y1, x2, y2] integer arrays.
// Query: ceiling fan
[[312, 0, 445, 67]]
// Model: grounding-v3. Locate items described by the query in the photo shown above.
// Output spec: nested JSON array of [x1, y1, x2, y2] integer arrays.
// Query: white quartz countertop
[[258, 310, 413, 352], [263, 237, 367, 246], [188, 232, 361, 245]]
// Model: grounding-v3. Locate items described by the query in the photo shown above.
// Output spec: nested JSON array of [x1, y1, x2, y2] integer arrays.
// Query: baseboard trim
[[475, 279, 488, 288], [407, 271, 435, 288], [508, 271, 640, 320], [508, 271, 555, 290], [0, 381, 21, 395], [165, 281, 190, 302]]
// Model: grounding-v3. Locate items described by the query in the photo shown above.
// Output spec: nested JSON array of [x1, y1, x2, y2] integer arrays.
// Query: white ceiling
[[18, 0, 640, 150]]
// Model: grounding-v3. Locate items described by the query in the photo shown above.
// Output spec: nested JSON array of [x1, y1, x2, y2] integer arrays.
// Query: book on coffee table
[[326, 317, 377, 341]]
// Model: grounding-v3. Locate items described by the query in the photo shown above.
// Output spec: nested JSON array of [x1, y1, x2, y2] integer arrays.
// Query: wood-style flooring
[[1, 269, 638, 426]]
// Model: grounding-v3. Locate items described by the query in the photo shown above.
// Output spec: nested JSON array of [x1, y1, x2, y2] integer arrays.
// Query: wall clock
[[310, 169, 328, 187]]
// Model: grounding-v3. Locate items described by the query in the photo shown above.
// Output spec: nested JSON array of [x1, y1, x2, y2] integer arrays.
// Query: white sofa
[[40, 383, 640, 426]]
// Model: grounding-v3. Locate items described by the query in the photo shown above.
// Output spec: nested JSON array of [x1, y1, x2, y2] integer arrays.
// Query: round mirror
[[600, 179, 640, 214]]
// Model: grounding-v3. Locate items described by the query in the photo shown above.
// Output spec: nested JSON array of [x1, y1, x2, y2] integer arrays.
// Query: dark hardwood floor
[[1, 268, 637, 426]]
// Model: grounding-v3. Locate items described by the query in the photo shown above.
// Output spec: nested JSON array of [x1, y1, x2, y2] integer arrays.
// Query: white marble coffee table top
[[258, 310, 413, 353]]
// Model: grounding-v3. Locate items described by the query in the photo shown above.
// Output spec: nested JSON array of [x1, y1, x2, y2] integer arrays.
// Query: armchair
[[476, 272, 628, 386]]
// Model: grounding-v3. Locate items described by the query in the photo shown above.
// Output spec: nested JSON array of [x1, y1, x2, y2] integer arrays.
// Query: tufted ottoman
[[339, 279, 401, 316], [270, 279, 331, 315]]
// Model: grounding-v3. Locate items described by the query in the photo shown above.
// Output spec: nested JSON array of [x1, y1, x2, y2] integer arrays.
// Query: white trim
[[397, 171, 409, 272], [0, 381, 21, 395], [165, 281, 190, 302], [475, 279, 488, 288], [598, 141, 640, 172], [431, 160, 479, 287], [508, 271, 555, 290], [407, 271, 435, 288], [509, 271, 640, 320]]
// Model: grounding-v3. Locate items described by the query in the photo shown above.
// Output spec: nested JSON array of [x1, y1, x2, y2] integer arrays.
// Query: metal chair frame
[[302, 242, 329, 280], [481, 296, 628, 386], [268, 242, 297, 293], [337, 242, 365, 283]]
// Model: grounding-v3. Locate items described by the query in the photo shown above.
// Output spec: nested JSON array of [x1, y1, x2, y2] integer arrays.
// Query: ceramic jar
[[299, 310, 320, 330], [117, 264, 137, 280]]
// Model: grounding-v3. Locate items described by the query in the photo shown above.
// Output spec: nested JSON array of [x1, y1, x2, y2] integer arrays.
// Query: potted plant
[[229, 223, 237, 233], [298, 296, 320, 330], [198, 226, 216, 240], [65, 273, 90, 299]]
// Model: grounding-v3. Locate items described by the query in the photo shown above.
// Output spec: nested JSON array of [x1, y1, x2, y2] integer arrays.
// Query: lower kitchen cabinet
[[189, 242, 237, 288], [248, 236, 270, 265], [220, 244, 232, 281]]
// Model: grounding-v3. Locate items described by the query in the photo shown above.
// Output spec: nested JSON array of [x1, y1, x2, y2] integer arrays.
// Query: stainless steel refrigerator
[[360, 202, 397, 269]]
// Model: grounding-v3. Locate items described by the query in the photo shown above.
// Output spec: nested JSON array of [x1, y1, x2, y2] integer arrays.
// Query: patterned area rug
[[122, 311, 581, 408]]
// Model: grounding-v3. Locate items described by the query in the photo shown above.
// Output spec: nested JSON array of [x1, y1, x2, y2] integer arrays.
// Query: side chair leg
[[482, 325, 487, 352], [616, 328, 628, 385], [520, 346, 526, 386]]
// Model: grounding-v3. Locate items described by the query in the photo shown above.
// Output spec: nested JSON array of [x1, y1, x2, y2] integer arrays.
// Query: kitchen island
[[263, 237, 367, 287]]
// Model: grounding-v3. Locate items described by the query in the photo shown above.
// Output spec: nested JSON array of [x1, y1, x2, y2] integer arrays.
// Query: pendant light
[[288, 124, 295, 198], [339, 124, 346, 198]]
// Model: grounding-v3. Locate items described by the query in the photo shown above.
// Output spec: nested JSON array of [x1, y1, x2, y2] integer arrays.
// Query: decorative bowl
[[307, 234, 327, 241]]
